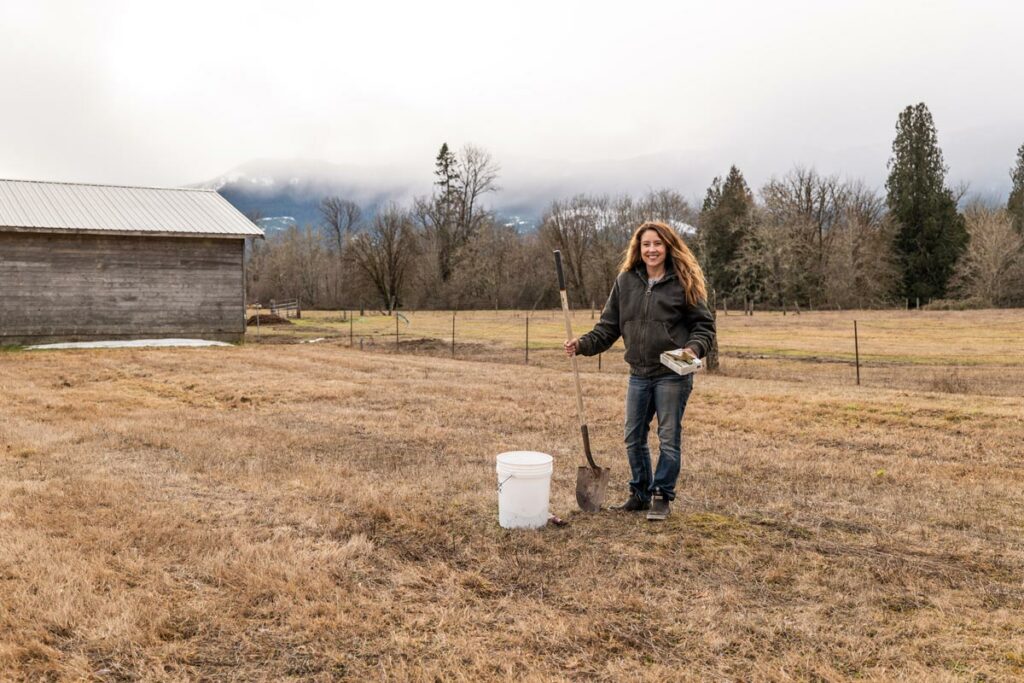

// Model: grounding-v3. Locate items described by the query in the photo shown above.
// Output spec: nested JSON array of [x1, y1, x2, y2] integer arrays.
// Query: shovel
[[554, 250, 611, 512]]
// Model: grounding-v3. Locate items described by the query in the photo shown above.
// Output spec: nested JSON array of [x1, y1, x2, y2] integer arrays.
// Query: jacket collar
[[633, 264, 677, 284]]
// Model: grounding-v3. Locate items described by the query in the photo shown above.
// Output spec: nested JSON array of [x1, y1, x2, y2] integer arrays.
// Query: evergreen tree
[[420, 143, 498, 286], [429, 143, 461, 283], [885, 103, 967, 302], [698, 166, 755, 299], [434, 143, 459, 202], [1008, 142, 1024, 235]]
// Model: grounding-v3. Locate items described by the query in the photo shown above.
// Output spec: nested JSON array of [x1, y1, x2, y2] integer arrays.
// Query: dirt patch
[[246, 314, 292, 326], [383, 337, 490, 357]]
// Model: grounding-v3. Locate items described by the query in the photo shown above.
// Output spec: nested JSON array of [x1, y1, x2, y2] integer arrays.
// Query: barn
[[0, 179, 264, 346]]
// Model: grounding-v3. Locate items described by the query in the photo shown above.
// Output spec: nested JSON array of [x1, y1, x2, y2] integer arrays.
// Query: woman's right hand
[[564, 338, 579, 357]]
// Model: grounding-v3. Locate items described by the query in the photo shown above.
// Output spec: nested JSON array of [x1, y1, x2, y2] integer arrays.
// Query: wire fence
[[244, 308, 1024, 396]]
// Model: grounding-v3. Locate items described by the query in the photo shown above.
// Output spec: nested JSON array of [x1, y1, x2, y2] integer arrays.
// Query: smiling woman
[[564, 220, 716, 520]]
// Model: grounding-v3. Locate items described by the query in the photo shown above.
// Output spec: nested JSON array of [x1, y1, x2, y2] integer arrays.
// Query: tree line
[[246, 103, 1024, 312]]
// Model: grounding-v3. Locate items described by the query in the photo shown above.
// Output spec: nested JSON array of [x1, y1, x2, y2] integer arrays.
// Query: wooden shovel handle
[[554, 250, 598, 470]]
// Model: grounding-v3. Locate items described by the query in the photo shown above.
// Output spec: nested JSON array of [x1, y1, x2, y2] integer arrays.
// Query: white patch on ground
[[27, 339, 232, 350]]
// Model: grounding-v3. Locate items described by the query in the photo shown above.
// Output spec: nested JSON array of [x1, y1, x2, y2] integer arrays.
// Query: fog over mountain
[[205, 120, 1021, 235], [4, 3, 1023, 213], [196, 159, 422, 233]]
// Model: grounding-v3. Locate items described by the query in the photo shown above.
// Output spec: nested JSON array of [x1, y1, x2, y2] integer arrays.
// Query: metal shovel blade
[[576, 465, 611, 512]]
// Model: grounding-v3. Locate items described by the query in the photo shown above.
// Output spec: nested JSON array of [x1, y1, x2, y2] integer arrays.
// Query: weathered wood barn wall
[[0, 180, 263, 345]]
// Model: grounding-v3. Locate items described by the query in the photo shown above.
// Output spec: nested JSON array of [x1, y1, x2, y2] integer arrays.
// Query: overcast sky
[[1, 0, 1021, 198]]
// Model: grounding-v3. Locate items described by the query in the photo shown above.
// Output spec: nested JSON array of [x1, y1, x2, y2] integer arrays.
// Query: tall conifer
[[698, 166, 755, 298], [1008, 143, 1024, 235], [885, 103, 967, 301]]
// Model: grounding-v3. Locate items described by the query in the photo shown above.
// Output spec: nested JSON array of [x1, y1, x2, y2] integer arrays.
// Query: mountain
[[195, 159, 425, 235], [198, 155, 707, 235], [201, 126, 1020, 236]]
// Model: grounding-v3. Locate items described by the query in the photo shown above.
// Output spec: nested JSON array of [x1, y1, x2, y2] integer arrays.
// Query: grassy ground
[[2, 310, 1023, 680]]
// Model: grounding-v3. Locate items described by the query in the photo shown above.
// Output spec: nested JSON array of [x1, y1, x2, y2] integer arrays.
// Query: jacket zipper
[[641, 274, 653, 373], [635, 268, 674, 375]]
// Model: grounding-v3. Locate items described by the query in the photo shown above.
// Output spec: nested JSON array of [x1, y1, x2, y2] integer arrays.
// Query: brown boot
[[610, 494, 650, 512], [646, 495, 670, 521]]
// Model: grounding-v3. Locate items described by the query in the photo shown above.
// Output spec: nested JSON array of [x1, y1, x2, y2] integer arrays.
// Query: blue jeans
[[624, 373, 693, 501]]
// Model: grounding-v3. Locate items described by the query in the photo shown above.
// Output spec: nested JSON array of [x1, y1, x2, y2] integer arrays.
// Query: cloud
[[0, 0, 1021, 196]]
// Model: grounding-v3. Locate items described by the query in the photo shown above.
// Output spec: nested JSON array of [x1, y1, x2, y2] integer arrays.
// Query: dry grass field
[[2, 309, 1023, 681]]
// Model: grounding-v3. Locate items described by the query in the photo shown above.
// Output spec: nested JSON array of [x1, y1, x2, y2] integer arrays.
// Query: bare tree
[[591, 195, 635, 297], [733, 209, 809, 308], [761, 167, 847, 302], [951, 205, 1024, 306], [842, 180, 886, 228], [245, 224, 330, 308], [539, 195, 608, 305], [815, 182, 899, 308], [318, 197, 362, 307], [823, 212, 899, 308], [348, 205, 419, 312], [418, 143, 501, 286], [449, 217, 519, 309], [319, 197, 362, 253], [538, 190, 698, 308], [456, 144, 500, 237], [637, 189, 698, 229]]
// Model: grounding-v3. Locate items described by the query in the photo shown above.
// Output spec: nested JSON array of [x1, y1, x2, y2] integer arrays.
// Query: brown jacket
[[576, 267, 716, 378]]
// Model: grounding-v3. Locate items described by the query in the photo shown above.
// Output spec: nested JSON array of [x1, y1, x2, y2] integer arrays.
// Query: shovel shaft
[[560, 290, 587, 426], [580, 424, 597, 470], [555, 250, 598, 469]]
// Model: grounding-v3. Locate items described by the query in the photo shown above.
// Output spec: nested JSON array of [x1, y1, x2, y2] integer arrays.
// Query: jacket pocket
[[638, 321, 677, 367], [650, 321, 678, 356], [622, 320, 640, 365]]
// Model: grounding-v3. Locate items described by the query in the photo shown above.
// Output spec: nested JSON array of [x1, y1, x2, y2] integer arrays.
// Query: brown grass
[[2, 310, 1023, 680]]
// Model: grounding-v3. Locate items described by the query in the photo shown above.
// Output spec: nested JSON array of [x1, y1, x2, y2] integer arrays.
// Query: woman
[[564, 221, 715, 521]]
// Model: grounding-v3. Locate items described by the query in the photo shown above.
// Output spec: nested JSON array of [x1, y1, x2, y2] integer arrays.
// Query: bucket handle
[[497, 474, 514, 493]]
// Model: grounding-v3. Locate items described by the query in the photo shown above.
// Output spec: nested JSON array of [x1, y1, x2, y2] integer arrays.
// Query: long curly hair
[[619, 221, 708, 306]]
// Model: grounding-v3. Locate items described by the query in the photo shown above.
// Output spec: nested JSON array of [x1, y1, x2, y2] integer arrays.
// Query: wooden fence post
[[706, 308, 720, 371], [525, 315, 529, 364], [854, 320, 861, 386], [451, 311, 456, 358]]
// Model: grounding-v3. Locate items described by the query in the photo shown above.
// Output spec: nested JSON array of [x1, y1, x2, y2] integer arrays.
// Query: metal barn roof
[[0, 179, 264, 238]]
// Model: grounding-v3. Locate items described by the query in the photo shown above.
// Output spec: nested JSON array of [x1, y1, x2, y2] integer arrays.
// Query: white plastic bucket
[[496, 451, 553, 529]]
